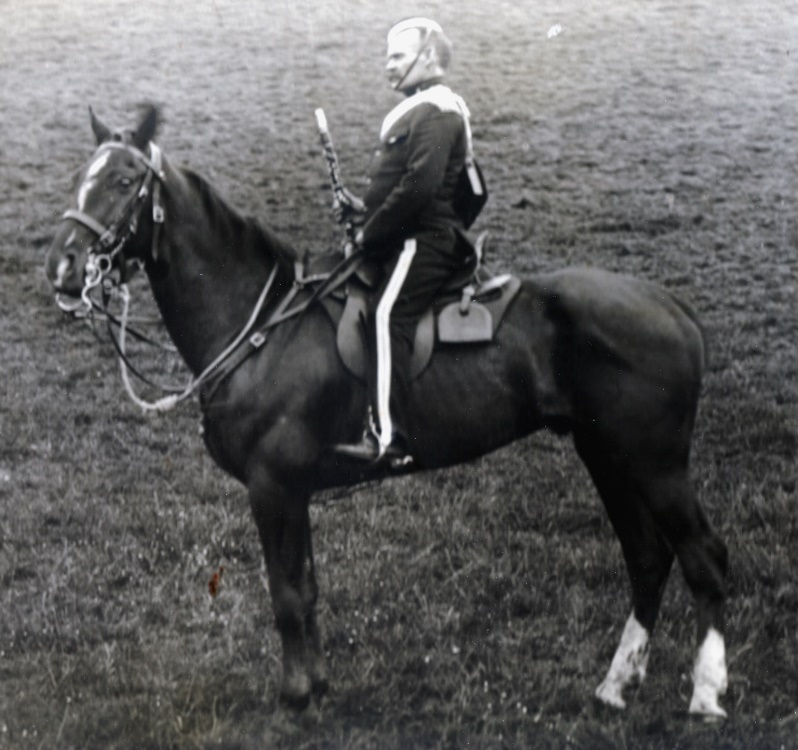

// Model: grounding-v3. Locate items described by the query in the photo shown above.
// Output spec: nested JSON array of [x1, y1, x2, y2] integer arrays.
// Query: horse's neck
[[146, 162, 289, 375]]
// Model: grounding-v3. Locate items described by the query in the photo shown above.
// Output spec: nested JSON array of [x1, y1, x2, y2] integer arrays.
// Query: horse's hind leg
[[575, 434, 675, 710], [577, 428, 728, 717], [640, 468, 728, 718]]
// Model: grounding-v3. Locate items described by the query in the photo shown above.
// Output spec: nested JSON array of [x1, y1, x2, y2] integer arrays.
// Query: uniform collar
[[401, 76, 445, 97]]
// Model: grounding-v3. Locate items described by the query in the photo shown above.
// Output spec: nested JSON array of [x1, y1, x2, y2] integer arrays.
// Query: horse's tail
[[670, 293, 709, 377]]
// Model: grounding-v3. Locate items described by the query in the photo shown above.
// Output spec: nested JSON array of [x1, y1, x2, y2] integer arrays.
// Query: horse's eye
[[119, 177, 133, 190]]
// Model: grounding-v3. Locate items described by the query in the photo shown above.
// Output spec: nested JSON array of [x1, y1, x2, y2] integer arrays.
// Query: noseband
[[61, 141, 166, 285]]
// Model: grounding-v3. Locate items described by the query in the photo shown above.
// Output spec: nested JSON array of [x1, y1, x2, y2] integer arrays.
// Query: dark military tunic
[[361, 81, 468, 252], [359, 81, 472, 442]]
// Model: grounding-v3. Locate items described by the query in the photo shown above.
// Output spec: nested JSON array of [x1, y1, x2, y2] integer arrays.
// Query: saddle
[[199, 234, 521, 406], [316, 233, 522, 381]]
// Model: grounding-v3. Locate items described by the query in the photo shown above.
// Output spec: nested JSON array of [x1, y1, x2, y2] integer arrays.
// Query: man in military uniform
[[336, 17, 475, 463]]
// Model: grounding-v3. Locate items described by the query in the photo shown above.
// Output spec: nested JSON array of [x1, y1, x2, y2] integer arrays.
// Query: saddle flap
[[333, 288, 434, 380], [437, 302, 493, 342], [324, 274, 522, 382]]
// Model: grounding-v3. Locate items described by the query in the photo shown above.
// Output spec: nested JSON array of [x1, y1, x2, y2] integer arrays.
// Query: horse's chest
[[200, 413, 253, 483]]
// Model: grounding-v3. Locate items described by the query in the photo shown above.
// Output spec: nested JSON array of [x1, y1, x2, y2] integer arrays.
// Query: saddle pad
[[321, 275, 522, 382]]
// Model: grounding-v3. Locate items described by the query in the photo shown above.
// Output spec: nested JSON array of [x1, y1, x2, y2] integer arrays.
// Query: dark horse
[[45, 107, 729, 718]]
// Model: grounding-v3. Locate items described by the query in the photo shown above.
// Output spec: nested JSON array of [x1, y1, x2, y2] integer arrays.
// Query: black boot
[[334, 428, 382, 462], [334, 426, 410, 464], [335, 300, 413, 465]]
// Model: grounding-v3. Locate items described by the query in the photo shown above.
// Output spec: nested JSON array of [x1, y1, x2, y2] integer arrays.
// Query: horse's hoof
[[267, 700, 321, 742], [688, 690, 728, 720], [279, 690, 312, 712], [312, 677, 330, 701], [595, 680, 626, 710]]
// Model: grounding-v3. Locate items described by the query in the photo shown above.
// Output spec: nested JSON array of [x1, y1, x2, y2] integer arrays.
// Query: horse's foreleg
[[575, 435, 674, 709], [248, 471, 324, 709], [302, 515, 328, 700]]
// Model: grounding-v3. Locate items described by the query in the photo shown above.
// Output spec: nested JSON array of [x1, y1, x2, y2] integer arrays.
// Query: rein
[[114, 251, 357, 413], [57, 139, 347, 414], [114, 262, 280, 412]]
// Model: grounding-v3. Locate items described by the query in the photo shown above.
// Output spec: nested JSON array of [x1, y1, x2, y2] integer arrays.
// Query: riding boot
[[336, 236, 446, 464], [334, 313, 412, 464]]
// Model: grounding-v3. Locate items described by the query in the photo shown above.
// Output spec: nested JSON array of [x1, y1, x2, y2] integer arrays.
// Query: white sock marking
[[689, 627, 728, 718], [595, 612, 650, 709]]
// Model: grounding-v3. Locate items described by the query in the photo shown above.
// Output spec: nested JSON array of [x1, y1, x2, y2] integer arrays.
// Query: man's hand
[[343, 228, 365, 258], [332, 188, 366, 224]]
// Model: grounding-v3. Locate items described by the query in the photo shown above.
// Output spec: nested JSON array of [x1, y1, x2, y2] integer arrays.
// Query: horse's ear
[[132, 106, 160, 151], [89, 106, 112, 145]]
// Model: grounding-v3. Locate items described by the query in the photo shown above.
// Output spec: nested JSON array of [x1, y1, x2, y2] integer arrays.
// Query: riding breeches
[[366, 229, 464, 447]]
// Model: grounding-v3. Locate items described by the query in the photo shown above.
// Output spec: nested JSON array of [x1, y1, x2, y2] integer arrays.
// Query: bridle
[[58, 140, 166, 315], [54, 136, 357, 414], [53, 138, 286, 413]]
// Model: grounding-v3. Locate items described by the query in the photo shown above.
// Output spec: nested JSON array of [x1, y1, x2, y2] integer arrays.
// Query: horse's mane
[[180, 166, 301, 270]]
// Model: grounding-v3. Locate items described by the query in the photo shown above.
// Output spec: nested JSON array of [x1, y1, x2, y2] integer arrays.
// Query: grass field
[[1, 1, 796, 748]]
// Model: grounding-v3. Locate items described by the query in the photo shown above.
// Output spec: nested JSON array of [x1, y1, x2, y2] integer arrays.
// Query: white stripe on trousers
[[375, 238, 417, 449]]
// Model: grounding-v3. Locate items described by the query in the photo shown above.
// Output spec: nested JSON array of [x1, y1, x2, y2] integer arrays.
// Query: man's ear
[[423, 44, 438, 69]]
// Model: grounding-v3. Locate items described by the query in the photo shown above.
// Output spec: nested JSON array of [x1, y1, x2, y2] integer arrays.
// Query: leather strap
[[62, 208, 110, 239]]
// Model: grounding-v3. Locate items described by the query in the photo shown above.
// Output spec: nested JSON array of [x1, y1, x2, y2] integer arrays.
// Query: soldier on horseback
[[335, 17, 481, 463]]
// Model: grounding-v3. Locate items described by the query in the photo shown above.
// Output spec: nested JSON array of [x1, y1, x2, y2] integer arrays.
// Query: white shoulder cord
[[453, 94, 484, 196]]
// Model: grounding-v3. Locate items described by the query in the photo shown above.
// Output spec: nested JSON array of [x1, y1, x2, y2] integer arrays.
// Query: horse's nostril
[[54, 250, 78, 289]]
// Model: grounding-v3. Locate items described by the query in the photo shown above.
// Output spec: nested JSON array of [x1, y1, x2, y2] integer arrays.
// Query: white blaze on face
[[595, 612, 650, 709], [689, 627, 728, 718], [78, 150, 111, 210]]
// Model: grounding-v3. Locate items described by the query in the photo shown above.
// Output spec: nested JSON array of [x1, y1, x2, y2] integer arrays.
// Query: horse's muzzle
[[46, 243, 84, 296]]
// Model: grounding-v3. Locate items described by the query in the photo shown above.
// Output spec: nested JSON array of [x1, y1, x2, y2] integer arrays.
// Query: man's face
[[385, 29, 429, 92]]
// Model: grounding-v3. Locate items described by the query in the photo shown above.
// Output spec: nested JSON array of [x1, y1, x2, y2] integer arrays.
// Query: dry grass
[[1, 0, 796, 748]]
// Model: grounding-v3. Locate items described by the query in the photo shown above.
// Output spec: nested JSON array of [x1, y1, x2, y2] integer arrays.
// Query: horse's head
[[45, 106, 162, 298]]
